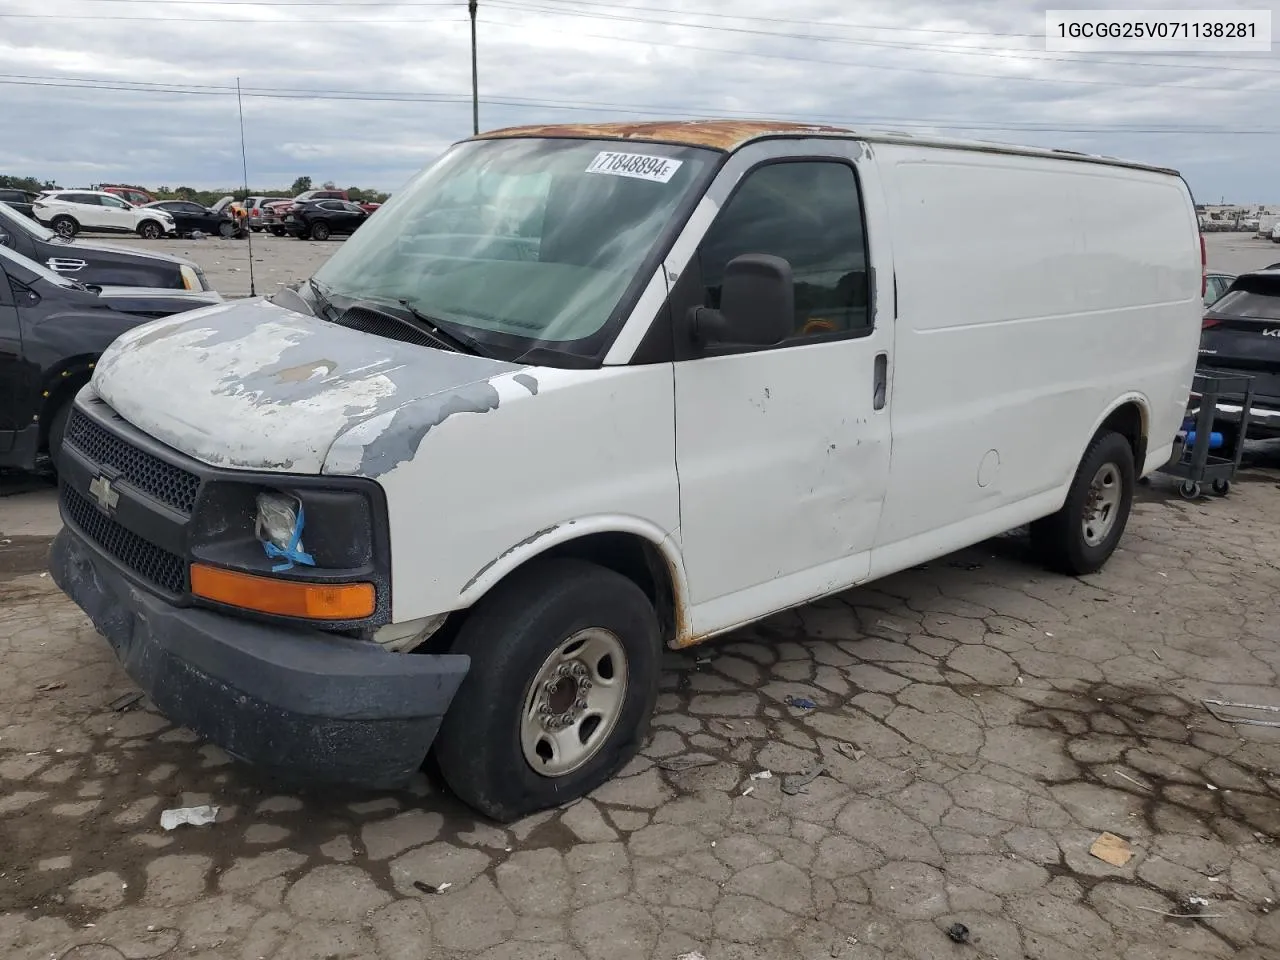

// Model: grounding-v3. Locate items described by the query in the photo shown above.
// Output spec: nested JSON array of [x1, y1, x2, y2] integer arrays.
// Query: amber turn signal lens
[[190, 564, 375, 620]]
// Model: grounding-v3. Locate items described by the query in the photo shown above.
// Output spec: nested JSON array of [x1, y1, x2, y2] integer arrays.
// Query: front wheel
[[1031, 430, 1135, 576], [270, 226, 286, 237], [434, 558, 661, 822], [137, 220, 163, 240]]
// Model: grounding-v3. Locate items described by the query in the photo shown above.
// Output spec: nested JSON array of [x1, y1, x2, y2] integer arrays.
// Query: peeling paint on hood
[[92, 297, 518, 474]]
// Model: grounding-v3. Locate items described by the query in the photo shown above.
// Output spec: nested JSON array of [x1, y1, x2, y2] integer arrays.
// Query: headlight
[[255, 491, 314, 569]]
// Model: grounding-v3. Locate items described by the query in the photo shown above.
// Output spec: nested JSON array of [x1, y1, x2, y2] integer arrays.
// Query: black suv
[[0, 201, 212, 292], [1199, 268, 1280, 443], [0, 244, 221, 471], [283, 200, 369, 241], [0, 188, 38, 218]]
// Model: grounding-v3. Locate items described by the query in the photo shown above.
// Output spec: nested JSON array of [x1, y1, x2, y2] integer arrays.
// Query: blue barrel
[[1185, 430, 1223, 450]]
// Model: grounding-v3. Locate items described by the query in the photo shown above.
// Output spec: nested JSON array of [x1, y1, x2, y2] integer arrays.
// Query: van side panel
[[873, 145, 1200, 553]]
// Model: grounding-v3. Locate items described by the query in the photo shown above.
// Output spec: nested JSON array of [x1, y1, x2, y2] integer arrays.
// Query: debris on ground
[[1090, 832, 1134, 867], [413, 880, 452, 894], [110, 692, 144, 712], [875, 619, 907, 634], [657, 755, 717, 772], [749, 770, 773, 781], [695, 656, 712, 665], [945, 922, 971, 944], [1202, 697, 1280, 728], [35, 681, 65, 692], [782, 762, 827, 795], [948, 560, 983, 571], [834, 742, 865, 761], [159, 805, 219, 830], [675, 952, 707, 960], [785, 695, 816, 710]]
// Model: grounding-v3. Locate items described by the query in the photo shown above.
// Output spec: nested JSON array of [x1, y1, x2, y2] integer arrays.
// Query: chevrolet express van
[[49, 121, 1203, 821]]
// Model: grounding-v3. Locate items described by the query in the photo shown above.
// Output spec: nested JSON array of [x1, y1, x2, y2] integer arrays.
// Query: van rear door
[[669, 139, 893, 636]]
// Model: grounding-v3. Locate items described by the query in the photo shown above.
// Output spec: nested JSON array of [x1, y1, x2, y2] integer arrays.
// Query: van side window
[[698, 161, 871, 340]]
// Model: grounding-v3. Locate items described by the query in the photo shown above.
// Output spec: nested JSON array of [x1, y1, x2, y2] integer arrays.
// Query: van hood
[[92, 297, 520, 474]]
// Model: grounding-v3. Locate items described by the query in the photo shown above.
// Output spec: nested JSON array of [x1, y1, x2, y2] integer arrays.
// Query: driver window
[[102, 196, 129, 209], [697, 161, 871, 341]]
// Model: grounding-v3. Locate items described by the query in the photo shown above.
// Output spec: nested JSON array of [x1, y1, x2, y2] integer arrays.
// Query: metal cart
[[1159, 369, 1255, 499]]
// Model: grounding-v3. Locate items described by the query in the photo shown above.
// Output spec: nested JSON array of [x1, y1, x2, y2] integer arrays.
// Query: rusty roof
[[468, 119, 1179, 176], [471, 120, 857, 152]]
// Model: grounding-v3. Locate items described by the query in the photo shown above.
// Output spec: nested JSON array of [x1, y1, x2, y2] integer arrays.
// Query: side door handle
[[873, 352, 888, 411]]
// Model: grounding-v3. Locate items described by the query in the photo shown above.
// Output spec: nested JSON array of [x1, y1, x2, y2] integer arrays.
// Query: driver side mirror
[[691, 254, 795, 349]]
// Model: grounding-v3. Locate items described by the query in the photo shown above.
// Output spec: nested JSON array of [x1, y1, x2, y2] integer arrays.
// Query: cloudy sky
[[1, 0, 1277, 200]]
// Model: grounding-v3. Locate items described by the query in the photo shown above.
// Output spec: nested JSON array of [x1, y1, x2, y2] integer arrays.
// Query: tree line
[[0, 174, 390, 205]]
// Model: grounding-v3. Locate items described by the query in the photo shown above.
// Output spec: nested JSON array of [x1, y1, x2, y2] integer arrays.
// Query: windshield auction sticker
[[1046, 9, 1270, 51], [586, 152, 684, 184]]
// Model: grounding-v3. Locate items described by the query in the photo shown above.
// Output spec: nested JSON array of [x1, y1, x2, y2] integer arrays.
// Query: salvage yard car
[[49, 120, 1203, 822], [1198, 268, 1280, 444], [0, 244, 220, 472], [0, 201, 211, 292], [33, 190, 176, 239]]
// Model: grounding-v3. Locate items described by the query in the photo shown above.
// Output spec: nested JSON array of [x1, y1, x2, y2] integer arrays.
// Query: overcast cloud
[[0, 0, 1277, 200]]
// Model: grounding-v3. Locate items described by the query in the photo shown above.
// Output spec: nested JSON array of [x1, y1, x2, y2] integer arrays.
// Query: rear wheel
[[137, 220, 163, 240], [270, 226, 286, 237], [435, 558, 661, 822], [218, 220, 236, 239], [1031, 430, 1135, 575], [51, 216, 78, 238], [310, 220, 331, 241]]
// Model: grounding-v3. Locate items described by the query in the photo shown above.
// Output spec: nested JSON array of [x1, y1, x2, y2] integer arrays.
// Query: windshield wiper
[[307, 277, 335, 318], [393, 299, 490, 357]]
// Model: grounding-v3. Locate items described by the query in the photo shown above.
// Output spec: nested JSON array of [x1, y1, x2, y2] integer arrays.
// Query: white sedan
[[32, 190, 176, 240]]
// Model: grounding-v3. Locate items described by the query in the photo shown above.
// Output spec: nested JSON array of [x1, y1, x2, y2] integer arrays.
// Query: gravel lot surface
[[1, 230, 1277, 960]]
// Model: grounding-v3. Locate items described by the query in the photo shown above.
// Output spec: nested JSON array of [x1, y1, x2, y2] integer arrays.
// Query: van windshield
[[311, 137, 716, 361]]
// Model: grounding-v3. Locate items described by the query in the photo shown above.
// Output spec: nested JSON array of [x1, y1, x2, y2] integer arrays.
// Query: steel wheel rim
[[56, 221, 73, 237], [1082, 462, 1122, 546], [521, 627, 628, 778]]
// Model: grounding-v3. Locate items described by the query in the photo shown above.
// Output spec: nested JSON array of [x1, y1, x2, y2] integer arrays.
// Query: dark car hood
[[61, 237, 196, 268]]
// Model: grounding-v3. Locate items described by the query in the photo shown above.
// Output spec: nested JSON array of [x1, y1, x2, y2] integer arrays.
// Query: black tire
[[435, 558, 661, 822], [1030, 430, 1135, 576], [51, 216, 78, 239], [1212, 479, 1231, 496], [250, 226, 263, 233], [310, 220, 331, 241], [46, 399, 73, 473], [1180, 481, 1201, 500], [218, 220, 236, 239], [270, 226, 286, 237], [137, 220, 163, 240]]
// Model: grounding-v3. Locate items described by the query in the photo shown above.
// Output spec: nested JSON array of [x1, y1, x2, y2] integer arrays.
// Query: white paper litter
[[676, 953, 707, 960], [749, 770, 773, 781], [160, 805, 219, 830]]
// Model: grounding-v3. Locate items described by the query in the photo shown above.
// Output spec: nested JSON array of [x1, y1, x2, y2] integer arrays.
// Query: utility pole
[[469, 0, 479, 135]]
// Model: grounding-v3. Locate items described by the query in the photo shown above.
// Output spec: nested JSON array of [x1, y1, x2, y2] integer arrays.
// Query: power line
[[75, 0, 1045, 37], [476, 14, 1275, 93], [483, 0, 1280, 75], [1, 73, 1277, 135]]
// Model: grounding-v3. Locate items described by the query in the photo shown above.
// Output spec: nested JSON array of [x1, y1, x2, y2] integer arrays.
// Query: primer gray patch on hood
[[353, 381, 502, 477], [93, 297, 518, 474]]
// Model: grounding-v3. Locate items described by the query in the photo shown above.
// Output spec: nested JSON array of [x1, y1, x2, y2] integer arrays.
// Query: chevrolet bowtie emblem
[[89, 475, 119, 513]]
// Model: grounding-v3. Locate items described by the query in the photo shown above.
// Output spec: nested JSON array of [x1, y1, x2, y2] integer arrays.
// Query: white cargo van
[[50, 121, 1203, 821]]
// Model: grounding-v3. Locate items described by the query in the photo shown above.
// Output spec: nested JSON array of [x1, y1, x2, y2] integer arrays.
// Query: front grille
[[65, 409, 201, 514], [62, 485, 186, 595]]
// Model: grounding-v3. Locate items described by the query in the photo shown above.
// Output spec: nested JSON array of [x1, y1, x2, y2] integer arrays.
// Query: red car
[[96, 185, 155, 206]]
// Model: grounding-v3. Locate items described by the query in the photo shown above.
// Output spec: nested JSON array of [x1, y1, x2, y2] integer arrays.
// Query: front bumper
[[50, 526, 470, 787]]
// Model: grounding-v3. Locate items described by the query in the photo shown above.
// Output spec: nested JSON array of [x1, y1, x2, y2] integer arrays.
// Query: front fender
[[456, 514, 690, 637]]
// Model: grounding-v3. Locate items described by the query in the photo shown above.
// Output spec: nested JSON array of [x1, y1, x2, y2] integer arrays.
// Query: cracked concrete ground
[[2, 471, 1280, 960]]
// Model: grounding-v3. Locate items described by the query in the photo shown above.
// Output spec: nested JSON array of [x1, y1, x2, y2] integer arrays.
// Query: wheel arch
[[455, 518, 691, 649], [1085, 394, 1150, 474], [38, 356, 97, 448]]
